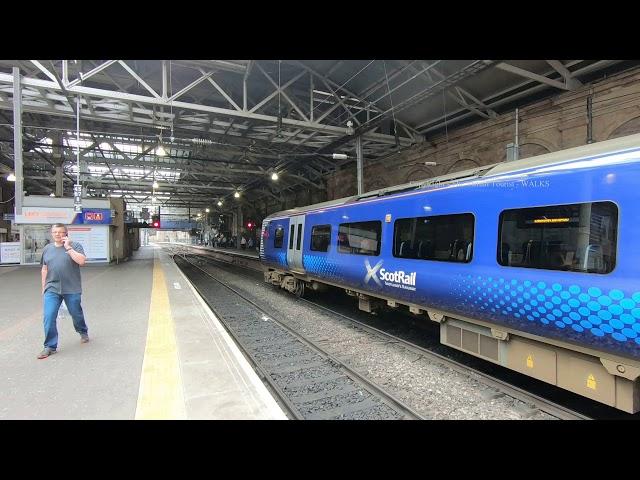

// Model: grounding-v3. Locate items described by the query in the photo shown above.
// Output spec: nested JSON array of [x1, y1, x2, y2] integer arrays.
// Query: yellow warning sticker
[[587, 374, 597, 390], [526, 354, 534, 369]]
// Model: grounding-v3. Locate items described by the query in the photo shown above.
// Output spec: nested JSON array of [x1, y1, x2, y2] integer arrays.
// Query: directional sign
[[73, 184, 82, 212]]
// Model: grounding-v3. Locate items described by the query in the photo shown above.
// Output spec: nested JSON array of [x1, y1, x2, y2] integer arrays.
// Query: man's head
[[51, 223, 68, 243]]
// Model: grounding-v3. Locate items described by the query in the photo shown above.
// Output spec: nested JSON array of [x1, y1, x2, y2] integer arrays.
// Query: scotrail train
[[259, 133, 640, 413]]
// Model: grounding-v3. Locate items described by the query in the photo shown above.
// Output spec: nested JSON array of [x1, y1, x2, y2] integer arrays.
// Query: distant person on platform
[[37, 223, 89, 359], [240, 236, 247, 250]]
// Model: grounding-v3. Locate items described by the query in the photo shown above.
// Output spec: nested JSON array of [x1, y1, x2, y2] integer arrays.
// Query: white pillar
[[12, 67, 23, 215], [356, 135, 363, 195]]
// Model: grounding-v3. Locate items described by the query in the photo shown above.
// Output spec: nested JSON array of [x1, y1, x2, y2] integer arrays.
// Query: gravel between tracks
[[192, 257, 557, 420]]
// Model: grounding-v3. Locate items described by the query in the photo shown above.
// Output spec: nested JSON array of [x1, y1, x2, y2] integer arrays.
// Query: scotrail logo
[[364, 260, 417, 291], [364, 259, 384, 287]]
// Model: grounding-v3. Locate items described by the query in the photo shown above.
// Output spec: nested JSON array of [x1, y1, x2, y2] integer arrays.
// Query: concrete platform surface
[[0, 245, 286, 420]]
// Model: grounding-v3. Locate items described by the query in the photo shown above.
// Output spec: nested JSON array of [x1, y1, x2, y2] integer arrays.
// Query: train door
[[287, 215, 306, 273]]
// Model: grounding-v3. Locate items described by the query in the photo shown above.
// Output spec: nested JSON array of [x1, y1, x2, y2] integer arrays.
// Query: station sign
[[73, 184, 82, 213], [13, 207, 112, 225], [14, 207, 76, 224], [0, 242, 21, 264], [77, 208, 112, 225]]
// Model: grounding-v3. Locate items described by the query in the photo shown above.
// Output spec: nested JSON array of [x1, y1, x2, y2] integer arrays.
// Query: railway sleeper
[[440, 316, 640, 413]]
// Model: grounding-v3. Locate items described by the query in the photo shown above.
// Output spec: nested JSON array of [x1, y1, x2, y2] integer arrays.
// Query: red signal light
[[247, 222, 253, 228], [153, 221, 159, 228]]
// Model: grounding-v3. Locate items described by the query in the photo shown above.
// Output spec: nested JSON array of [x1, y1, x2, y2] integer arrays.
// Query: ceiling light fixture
[[152, 181, 159, 189], [7, 173, 16, 182], [155, 144, 166, 157], [234, 191, 240, 198], [217, 200, 223, 207], [205, 208, 210, 213], [271, 172, 278, 181]]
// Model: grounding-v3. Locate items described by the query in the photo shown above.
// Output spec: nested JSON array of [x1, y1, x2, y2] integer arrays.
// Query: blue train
[[260, 134, 640, 412]]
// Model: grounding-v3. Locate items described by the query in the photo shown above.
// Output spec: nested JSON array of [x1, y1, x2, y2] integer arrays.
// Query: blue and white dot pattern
[[303, 254, 342, 281], [454, 274, 640, 347], [273, 251, 288, 268]]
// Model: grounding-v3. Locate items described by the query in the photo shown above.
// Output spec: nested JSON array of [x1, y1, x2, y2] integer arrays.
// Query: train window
[[274, 227, 284, 248], [498, 201, 617, 274], [296, 224, 303, 250], [394, 213, 474, 263], [289, 224, 295, 250], [337, 221, 381, 256], [311, 225, 331, 252]]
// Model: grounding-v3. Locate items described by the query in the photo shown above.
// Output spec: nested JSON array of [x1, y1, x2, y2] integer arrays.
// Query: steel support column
[[236, 205, 243, 250], [356, 135, 363, 195], [13, 67, 23, 215], [53, 131, 64, 197]]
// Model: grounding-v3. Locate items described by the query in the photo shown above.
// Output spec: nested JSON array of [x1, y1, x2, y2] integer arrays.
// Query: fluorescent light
[[156, 145, 166, 157], [152, 181, 159, 189], [217, 200, 222, 207], [271, 172, 278, 181], [7, 173, 16, 182], [234, 191, 240, 198]]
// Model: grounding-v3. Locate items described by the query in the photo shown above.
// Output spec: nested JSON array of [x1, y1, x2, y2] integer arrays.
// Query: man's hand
[[63, 235, 72, 250], [41, 265, 47, 294]]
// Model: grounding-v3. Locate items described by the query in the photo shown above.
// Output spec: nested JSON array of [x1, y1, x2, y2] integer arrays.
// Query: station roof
[[0, 60, 635, 213]]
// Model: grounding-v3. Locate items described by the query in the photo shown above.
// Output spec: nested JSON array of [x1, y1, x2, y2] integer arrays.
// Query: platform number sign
[[73, 184, 82, 213]]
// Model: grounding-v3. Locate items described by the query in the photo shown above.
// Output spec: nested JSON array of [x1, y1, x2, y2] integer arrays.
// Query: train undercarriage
[[264, 267, 640, 413]]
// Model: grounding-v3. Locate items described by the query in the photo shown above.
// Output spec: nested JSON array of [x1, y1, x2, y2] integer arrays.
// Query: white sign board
[[67, 226, 109, 262], [0, 242, 21, 264], [14, 207, 77, 225]]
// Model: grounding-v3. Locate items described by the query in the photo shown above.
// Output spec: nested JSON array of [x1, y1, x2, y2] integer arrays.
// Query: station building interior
[[2, 59, 640, 421]]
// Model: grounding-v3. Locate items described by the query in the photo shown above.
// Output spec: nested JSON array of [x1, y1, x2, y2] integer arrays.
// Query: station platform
[[0, 245, 286, 420]]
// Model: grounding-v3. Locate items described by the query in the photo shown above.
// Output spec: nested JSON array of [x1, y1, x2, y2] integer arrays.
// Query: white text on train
[[378, 269, 417, 290]]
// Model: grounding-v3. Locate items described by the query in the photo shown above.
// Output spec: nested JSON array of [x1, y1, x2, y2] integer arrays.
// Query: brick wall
[[327, 66, 640, 199], [249, 66, 640, 219]]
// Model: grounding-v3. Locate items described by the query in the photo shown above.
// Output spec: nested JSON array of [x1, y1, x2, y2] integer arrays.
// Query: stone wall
[[327, 66, 640, 200], [248, 65, 640, 221]]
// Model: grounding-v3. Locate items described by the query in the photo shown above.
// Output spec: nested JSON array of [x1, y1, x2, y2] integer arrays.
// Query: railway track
[[169, 244, 591, 420], [173, 251, 424, 420]]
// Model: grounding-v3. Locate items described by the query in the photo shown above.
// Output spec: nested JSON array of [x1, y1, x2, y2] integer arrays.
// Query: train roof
[[265, 132, 640, 220]]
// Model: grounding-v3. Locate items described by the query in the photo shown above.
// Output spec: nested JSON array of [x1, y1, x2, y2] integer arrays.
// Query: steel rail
[[168, 244, 590, 420], [172, 248, 424, 420], [172, 250, 303, 420]]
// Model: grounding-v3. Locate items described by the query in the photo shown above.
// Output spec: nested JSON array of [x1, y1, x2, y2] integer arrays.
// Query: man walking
[[38, 223, 89, 359]]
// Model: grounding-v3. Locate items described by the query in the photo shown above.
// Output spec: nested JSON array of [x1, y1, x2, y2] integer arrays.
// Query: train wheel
[[294, 280, 305, 298]]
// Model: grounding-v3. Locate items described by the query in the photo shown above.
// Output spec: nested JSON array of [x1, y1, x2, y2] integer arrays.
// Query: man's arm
[[66, 246, 86, 266], [41, 265, 47, 294]]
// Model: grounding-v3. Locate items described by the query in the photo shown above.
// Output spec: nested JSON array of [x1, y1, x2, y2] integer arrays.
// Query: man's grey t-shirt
[[40, 241, 85, 294]]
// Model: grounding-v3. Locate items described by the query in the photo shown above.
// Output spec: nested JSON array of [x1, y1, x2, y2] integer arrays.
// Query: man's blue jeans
[[43, 291, 88, 349]]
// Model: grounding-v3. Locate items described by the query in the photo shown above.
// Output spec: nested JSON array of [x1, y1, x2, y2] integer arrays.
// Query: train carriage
[[260, 133, 640, 413]]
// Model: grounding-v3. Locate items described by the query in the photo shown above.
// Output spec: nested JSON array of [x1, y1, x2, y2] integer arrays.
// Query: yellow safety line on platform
[[135, 256, 186, 419]]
